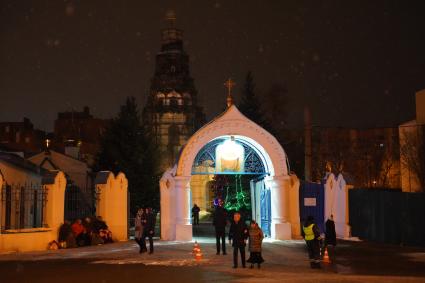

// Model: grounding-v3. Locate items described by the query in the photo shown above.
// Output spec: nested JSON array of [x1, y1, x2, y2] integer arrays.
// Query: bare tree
[[400, 125, 425, 191], [310, 127, 401, 188]]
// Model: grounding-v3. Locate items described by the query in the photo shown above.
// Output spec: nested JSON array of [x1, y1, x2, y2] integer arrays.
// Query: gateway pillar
[[174, 176, 192, 241], [269, 176, 292, 240]]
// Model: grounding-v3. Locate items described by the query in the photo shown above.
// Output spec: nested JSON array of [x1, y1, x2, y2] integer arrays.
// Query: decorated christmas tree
[[211, 174, 250, 211]]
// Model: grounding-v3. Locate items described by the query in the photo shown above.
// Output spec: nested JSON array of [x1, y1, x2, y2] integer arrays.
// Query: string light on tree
[[224, 174, 250, 211]]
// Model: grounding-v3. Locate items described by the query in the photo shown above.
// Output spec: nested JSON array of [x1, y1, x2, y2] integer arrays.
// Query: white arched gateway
[[160, 105, 301, 241]]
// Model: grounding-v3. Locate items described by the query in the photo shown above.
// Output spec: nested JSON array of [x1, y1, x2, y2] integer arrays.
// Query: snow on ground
[[1, 238, 425, 283]]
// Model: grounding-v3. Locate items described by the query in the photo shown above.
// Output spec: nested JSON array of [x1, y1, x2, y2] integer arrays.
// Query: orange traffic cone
[[193, 242, 202, 261], [193, 241, 200, 255], [195, 250, 202, 261], [322, 247, 331, 264]]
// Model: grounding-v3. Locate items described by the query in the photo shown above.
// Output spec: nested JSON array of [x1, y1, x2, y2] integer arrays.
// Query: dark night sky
[[1, 1, 424, 131]]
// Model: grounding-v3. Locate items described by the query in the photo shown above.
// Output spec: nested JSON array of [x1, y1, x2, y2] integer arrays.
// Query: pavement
[[1, 224, 425, 283]]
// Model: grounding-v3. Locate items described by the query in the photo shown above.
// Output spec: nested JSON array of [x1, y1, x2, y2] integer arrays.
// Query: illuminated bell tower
[[143, 11, 205, 171]]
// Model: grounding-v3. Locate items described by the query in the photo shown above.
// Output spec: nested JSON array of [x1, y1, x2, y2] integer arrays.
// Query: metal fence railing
[[64, 184, 96, 221], [349, 188, 425, 247], [1, 183, 46, 231]]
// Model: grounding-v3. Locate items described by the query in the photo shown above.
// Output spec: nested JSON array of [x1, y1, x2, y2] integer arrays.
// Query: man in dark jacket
[[192, 204, 200, 225], [325, 214, 337, 262], [228, 212, 249, 268], [213, 203, 227, 255], [142, 207, 156, 254], [301, 215, 322, 269]]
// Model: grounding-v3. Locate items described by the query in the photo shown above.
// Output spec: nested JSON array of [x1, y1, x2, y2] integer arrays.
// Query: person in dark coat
[[325, 214, 337, 262], [142, 207, 156, 254], [93, 216, 108, 233], [58, 220, 71, 242], [301, 215, 322, 269], [72, 219, 89, 246], [58, 220, 76, 248], [139, 208, 148, 253], [247, 220, 264, 269], [81, 217, 93, 246], [192, 204, 200, 225], [228, 211, 249, 268], [213, 202, 227, 255]]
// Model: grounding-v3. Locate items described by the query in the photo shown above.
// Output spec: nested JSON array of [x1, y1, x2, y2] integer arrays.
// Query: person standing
[[301, 216, 322, 269], [213, 202, 227, 255], [142, 207, 156, 254], [229, 212, 249, 268], [192, 204, 200, 225], [247, 221, 264, 269], [325, 214, 337, 263], [134, 208, 145, 253]]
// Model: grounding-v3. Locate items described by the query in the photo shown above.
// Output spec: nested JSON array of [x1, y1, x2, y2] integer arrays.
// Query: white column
[[288, 174, 301, 238], [160, 176, 175, 240], [95, 172, 128, 241], [334, 174, 351, 238], [268, 175, 292, 240], [95, 172, 114, 226], [324, 172, 337, 222], [111, 173, 128, 241], [174, 176, 192, 241], [250, 180, 256, 221], [43, 171, 66, 231]]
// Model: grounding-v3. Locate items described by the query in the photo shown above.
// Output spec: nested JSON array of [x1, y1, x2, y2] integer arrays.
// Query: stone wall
[[0, 171, 66, 252], [324, 173, 352, 238], [0, 170, 129, 252], [95, 171, 128, 241]]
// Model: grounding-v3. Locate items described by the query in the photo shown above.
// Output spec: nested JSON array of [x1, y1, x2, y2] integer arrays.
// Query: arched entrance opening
[[190, 135, 274, 237], [160, 105, 300, 241]]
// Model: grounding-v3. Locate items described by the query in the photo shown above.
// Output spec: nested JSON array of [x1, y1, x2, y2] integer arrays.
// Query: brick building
[[53, 106, 109, 165], [0, 118, 45, 156]]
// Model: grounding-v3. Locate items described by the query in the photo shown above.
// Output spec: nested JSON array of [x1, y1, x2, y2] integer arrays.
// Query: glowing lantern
[[216, 137, 244, 173]]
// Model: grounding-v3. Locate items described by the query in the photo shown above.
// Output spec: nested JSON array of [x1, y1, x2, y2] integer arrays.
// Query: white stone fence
[[324, 172, 353, 238], [94, 171, 128, 242], [0, 170, 128, 252]]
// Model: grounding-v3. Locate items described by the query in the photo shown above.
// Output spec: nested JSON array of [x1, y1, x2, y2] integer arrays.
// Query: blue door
[[260, 185, 271, 237], [299, 181, 325, 233], [250, 179, 271, 237]]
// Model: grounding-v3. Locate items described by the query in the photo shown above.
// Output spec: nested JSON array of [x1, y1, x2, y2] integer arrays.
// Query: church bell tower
[[143, 11, 205, 171]]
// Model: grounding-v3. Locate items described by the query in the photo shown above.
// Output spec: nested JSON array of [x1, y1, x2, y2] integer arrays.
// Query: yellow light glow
[[220, 139, 242, 160], [216, 137, 244, 172]]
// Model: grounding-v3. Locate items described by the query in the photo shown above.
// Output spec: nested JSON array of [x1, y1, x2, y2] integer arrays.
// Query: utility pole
[[304, 106, 312, 181]]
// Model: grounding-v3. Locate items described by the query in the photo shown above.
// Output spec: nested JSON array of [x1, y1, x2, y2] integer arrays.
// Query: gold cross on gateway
[[224, 78, 236, 107]]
